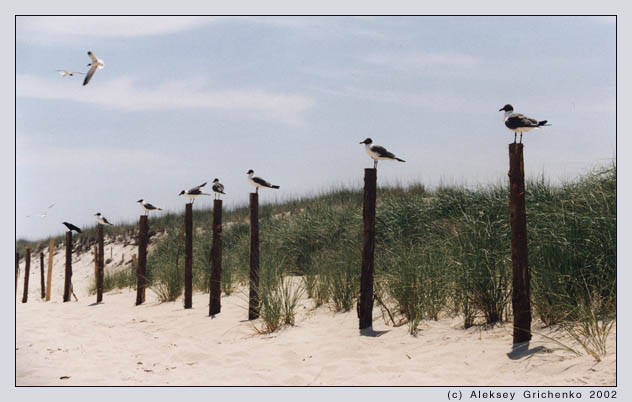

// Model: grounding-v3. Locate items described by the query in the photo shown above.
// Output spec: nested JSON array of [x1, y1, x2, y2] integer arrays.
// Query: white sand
[[16, 241, 616, 386]]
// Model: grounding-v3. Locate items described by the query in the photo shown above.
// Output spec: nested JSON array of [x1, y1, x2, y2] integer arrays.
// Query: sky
[[15, 16, 616, 240]]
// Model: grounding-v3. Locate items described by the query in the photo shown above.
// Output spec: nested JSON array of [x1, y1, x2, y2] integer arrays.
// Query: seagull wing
[[191, 182, 207, 191], [213, 183, 225, 194], [83, 64, 98, 86], [72, 72, 85, 75], [48, 203, 55, 209], [253, 176, 272, 187], [371, 145, 396, 159], [144, 203, 158, 210], [506, 113, 539, 129], [87, 51, 98, 63]]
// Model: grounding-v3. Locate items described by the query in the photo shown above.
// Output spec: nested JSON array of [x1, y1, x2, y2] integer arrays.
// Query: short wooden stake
[[248, 193, 260, 320], [209, 199, 223, 315], [45, 238, 54, 301], [96, 225, 104, 303], [40, 252, 45, 299], [359, 168, 377, 330], [63, 232, 72, 302], [184, 203, 193, 309], [136, 215, 148, 305], [22, 248, 31, 303], [508, 143, 531, 344]]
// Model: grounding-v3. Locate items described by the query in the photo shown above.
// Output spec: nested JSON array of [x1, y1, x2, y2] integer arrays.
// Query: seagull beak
[[498, 107, 504, 111]]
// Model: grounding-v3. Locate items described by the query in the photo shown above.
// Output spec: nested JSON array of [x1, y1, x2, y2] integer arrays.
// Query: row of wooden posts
[[17, 144, 531, 344]]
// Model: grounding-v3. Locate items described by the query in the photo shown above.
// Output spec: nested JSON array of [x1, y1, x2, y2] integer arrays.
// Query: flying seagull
[[360, 138, 406, 169], [211, 178, 226, 199], [499, 104, 550, 143], [95, 212, 113, 226], [62, 222, 82, 234], [247, 170, 280, 194], [57, 70, 84, 77], [179, 182, 211, 204], [83, 51, 105, 86], [26, 203, 55, 219], [137, 199, 163, 215]]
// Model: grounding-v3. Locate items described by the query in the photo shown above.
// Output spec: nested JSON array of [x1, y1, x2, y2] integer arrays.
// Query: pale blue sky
[[16, 16, 616, 240]]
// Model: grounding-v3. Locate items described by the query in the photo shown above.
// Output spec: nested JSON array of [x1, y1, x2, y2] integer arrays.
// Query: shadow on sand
[[507, 341, 546, 360], [359, 327, 390, 337]]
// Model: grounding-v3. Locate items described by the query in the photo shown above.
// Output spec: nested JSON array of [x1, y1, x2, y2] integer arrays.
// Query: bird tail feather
[[396, 158, 406, 162], [538, 120, 550, 127], [271, 185, 280, 189]]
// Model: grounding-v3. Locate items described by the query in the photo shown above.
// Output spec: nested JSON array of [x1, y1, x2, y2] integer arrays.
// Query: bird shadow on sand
[[506, 341, 546, 360], [359, 327, 391, 337]]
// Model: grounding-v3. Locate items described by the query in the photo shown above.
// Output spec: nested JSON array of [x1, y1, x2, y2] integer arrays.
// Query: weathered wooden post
[[358, 168, 377, 330], [209, 199, 223, 316], [63, 232, 72, 302], [93, 245, 98, 280], [508, 143, 531, 344], [136, 215, 148, 305], [248, 193, 260, 320], [15, 252, 19, 294], [40, 252, 45, 299], [96, 225, 104, 303], [45, 238, 54, 301], [22, 248, 31, 303], [184, 203, 193, 309]]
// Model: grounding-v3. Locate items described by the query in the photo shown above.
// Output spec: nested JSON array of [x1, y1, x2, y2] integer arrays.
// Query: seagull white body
[[360, 138, 406, 168], [95, 212, 113, 226], [499, 104, 550, 143], [211, 178, 226, 199], [137, 199, 162, 215], [179, 182, 211, 204], [83, 51, 104, 86], [57, 70, 84, 77], [247, 170, 280, 194]]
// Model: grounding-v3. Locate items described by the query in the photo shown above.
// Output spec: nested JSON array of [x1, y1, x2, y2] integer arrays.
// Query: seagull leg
[[520, 133, 523, 144], [514, 132, 517, 144], [373, 160, 377, 169]]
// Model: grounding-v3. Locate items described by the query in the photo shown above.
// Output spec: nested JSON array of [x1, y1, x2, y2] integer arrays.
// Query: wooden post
[[15, 252, 19, 294], [63, 232, 72, 302], [359, 168, 377, 330], [93, 245, 98, 280], [209, 199, 223, 315], [45, 238, 54, 301], [40, 252, 45, 299], [508, 143, 531, 344], [184, 203, 193, 309], [248, 193, 260, 320], [96, 225, 104, 303], [136, 215, 148, 305], [22, 248, 31, 303]]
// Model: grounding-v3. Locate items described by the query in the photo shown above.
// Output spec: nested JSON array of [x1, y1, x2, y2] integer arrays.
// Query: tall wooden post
[[508, 143, 531, 344], [248, 193, 260, 320], [22, 248, 31, 303], [63, 232, 72, 302], [359, 168, 377, 330], [93, 245, 98, 280], [136, 215, 149, 305], [184, 203, 193, 309], [45, 238, 54, 301], [209, 199, 223, 315], [15, 252, 19, 294], [39, 252, 45, 299], [96, 225, 104, 303]]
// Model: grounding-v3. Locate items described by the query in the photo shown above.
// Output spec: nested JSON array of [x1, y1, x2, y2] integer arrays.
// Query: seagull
[[179, 182, 211, 204], [499, 104, 550, 144], [211, 178, 226, 199], [137, 199, 163, 215], [95, 212, 113, 226], [359, 138, 406, 169], [247, 170, 280, 194], [83, 51, 105, 86], [26, 203, 55, 219], [62, 222, 82, 234], [56, 70, 84, 77]]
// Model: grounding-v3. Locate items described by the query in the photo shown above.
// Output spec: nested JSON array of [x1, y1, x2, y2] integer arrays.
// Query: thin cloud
[[363, 50, 481, 71], [17, 74, 314, 125], [17, 16, 213, 42]]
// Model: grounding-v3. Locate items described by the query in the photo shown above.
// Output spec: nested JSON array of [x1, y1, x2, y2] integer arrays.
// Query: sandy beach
[[15, 242, 616, 386]]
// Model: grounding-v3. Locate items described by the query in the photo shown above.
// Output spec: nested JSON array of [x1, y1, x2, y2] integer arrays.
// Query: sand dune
[[16, 242, 615, 386]]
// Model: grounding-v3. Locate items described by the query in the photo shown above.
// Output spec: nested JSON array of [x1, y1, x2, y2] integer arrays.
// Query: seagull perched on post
[[83, 51, 104, 86], [359, 138, 406, 169], [95, 212, 113, 226], [247, 170, 280, 194], [137, 199, 163, 215], [62, 222, 82, 234], [211, 178, 226, 199], [56, 70, 84, 78], [179, 182, 211, 204], [499, 104, 550, 144]]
